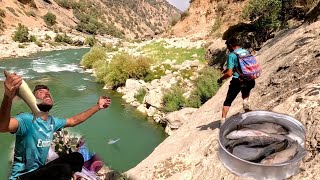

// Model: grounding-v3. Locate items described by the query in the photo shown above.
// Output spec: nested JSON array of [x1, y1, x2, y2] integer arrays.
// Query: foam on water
[[82, 78, 91, 81], [75, 85, 86, 91], [32, 63, 83, 73]]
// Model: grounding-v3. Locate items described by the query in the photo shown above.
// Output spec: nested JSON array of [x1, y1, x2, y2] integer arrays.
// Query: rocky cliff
[[125, 20, 320, 180], [0, 0, 179, 38]]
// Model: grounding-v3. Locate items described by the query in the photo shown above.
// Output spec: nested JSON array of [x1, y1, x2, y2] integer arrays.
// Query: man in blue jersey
[[217, 37, 255, 125], [0, 73, 111, 180]]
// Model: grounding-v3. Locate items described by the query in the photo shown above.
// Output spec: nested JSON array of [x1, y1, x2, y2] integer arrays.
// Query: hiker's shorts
[[223, 78, 255, 107]]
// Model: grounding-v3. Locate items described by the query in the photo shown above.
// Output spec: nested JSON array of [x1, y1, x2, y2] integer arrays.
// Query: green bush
[[210, 17, 221, 33], [73, 7, 123, 37], [163, 86, 186, 112], [105, 53, 151, 89], [80, 46, 106, 69], [0, 8, 6, 17], [6, 7, 19, 17], [12, 23, 29, 43], [103, 43, 118, 52], [43, 12, 57, 27], [18, 44, 26, 48], [144, 66, 165, 82], [55, 0, 75, 9], [26, 11, 36, 17], [243, 0, 282, 34], [94, 60, 109, 83], [0, 18, 5, 31], [54, 33, 73, 44], [180, 10, 190, 21], [84, 36, 98, 47], [170, 15, 180, 26], [45, 34, 51, 40], [29, 35, 37, 42], [135, 88, 147, 103], [185, 67, 221, 108], [36, 41, 43, 47]]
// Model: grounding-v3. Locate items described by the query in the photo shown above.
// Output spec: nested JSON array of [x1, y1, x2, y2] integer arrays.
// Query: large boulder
[[144, 89, 163, 109], [163, 108, 198, 135]]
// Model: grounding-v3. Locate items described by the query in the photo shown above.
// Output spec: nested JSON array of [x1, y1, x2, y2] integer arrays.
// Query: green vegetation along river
[[0, 48, 167, 179]]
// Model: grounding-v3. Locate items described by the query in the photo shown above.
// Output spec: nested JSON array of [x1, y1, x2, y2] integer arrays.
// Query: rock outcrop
[[125, 21, 320, 180]]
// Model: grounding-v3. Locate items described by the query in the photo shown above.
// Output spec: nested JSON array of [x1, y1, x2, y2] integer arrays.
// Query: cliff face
[[169, 0, 249, 38], [125, 21, 320, 180], [0, 0, 179, 38]]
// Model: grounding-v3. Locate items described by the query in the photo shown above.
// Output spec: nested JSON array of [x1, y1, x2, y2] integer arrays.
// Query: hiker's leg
[[19, 152, 84, 180], [222, 78, 241, 122], [241, 80, 256, 111]]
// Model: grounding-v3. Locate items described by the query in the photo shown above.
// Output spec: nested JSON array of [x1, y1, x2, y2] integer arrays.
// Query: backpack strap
[[232, 52, 244, 79]]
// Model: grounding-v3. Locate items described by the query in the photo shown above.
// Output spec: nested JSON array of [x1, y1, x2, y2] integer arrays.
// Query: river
[[0, 48, 167, 179]]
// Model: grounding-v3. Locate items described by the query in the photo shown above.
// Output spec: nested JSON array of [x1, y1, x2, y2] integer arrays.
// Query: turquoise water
[[0, 48, 167, 179]]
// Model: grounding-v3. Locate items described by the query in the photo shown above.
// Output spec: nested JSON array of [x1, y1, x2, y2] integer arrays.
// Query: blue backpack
[[233, 51, 262, 80]]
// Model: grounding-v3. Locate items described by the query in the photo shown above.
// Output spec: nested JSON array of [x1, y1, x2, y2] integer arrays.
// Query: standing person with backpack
[[217, 37, 261, 125]]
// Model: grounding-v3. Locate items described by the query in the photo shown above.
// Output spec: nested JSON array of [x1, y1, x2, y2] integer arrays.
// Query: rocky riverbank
[[0, 28, 119, 60], [98, 37, 215, 135]]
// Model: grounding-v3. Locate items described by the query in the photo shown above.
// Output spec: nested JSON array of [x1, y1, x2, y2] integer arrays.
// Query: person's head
[[33, 85, 53, 112], [225, 37, 239, 52]]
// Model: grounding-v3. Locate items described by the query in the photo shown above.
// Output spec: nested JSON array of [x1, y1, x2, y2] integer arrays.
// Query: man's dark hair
[[225, 37, 239, 47], [33, 85, 49, 93]]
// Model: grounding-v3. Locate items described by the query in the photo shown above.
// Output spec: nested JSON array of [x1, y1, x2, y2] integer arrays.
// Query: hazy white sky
[[166, 0, 190, 11]]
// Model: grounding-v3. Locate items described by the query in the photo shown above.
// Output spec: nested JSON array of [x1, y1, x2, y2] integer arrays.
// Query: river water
[[0, 48, 167, 178]]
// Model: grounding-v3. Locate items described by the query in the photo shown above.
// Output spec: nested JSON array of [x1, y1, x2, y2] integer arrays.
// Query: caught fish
[[260, 142, 298, 165], [242, 122, 288, 135], [232, 139, 288, 162], [4, 71, 45, 120], [226, 128, 271, 140], [108, 138, 120, 144], [226, 136, 280, 149]]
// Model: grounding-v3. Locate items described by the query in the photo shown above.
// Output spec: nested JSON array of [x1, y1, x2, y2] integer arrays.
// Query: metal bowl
[[218, 111, 307, 180]]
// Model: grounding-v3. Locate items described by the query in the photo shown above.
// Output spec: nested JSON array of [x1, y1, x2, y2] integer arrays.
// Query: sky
[[166, 0, 190, 11]]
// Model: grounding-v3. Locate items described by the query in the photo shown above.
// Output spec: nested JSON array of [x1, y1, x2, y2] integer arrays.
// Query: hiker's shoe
[[220, 118, 226, 127], [243, 101, 250, 112]]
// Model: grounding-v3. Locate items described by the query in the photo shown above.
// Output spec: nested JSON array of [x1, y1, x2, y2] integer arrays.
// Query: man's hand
[[4, 72, 22, 100], [97, 96, 111, 110]]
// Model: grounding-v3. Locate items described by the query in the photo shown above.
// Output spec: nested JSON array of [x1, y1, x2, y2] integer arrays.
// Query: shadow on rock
[[197, 120, 220, 131]]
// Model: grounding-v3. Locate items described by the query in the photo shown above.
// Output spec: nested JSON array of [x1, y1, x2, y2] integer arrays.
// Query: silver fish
[[226, 136, 280, 149], [242, 122, 288, 135], [108, 138, 120, 144], [232, 139, 288, 162], [4, 71, 45, 120], [260, 142, 298, 165], [226, 128, 271, 140]]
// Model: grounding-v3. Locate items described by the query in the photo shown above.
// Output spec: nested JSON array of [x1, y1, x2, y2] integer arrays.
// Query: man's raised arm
[[65, 96, 111, 127], [0, 73, 22, 133]]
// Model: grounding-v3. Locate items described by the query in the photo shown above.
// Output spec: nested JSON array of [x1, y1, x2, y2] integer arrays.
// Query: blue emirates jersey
[[10, 113, 66, 180]]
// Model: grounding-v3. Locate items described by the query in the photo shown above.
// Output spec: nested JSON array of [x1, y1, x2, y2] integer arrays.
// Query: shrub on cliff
[[12, 23, 29, 43], [43, 12, 56, 27], [0, 18, 5, 31], [55, 0, 75, 9], [105, 53, 151, 89]]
